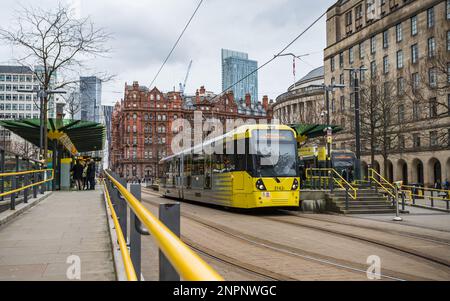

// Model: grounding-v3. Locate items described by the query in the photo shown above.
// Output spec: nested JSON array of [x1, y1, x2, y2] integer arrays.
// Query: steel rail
[[102, 180, 138, 281], [105, 171, 223, 281]]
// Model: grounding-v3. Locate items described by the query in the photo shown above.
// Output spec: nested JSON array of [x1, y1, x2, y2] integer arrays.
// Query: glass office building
[[221, 49, 258, 104], [79, 76, 102, 123]]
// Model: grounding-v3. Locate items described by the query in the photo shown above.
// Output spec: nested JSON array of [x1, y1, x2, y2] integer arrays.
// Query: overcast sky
[[0, 0, 336, 106]]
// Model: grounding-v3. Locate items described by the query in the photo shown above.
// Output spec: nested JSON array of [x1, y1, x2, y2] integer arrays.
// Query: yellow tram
[[159, 124, 300, 209]]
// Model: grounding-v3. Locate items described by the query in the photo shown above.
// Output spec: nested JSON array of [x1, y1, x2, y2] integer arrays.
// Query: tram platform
[[0, 189, 115, 281]]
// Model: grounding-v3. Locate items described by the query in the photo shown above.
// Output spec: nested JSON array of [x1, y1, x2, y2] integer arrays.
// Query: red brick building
[[110, 82, 273, 181]]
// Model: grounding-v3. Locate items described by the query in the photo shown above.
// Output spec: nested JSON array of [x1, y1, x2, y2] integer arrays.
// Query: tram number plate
[[274, 186, 283, 191], [262, 192, 271, 198]]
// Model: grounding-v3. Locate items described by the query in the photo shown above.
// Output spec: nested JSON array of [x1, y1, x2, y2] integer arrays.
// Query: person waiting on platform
[[71, 160, 84, 191], [82, 162, 89, 190], [87, 159, 96, 190]]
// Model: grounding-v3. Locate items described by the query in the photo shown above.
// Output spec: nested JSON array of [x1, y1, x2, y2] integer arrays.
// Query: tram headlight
[[256, 179, 267, 191], [292, 179, 299, 190]]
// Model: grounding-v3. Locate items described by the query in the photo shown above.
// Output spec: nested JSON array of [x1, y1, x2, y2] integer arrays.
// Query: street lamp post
[[344, 67, 367, 181], [313, 84, 345, 169]]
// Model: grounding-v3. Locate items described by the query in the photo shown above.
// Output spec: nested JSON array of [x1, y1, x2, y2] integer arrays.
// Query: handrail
[[368, 168, 396, 198], [0, 169, 54, 198], [0, 169, 53, 177], [104, 171, 223, 281], [102, 180, 137, 281], [306, 168, 357, 200], [401, 185, 450, 202]]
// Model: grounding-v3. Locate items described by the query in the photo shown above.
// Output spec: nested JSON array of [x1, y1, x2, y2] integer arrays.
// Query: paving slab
[[0, 189, 115, 281]]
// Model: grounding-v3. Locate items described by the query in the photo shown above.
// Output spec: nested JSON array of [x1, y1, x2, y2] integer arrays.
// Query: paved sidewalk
[[353, 205, 450, 232], [0, 189, 115, 281]]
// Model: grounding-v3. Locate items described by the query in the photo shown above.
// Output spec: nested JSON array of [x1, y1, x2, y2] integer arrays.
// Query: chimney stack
[[262, 95, 269, 110]]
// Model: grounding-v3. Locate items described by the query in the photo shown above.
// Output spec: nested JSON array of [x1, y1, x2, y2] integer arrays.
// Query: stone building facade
[[324, 0, 450, 186], [110, 82, 272, 181], [272, 66, 326, 125]]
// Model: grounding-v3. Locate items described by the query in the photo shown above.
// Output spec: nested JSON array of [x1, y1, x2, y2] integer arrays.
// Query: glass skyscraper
[[79, 76, 102, 123], [221, 49, 258, 104]]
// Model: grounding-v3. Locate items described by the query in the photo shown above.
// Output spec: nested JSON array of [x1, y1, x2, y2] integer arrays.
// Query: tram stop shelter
[[0, 119, 105, 190], [289, 124, 343, 143]]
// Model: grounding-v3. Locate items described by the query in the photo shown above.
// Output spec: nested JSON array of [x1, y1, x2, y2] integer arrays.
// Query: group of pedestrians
[[71, 159, 96, 191]]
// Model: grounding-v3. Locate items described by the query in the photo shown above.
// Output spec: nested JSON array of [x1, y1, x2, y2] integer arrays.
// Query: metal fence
[[103, 170, 223, 281]]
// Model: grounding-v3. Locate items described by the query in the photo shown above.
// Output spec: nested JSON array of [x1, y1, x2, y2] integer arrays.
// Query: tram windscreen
[[251, 130, 298, 177]]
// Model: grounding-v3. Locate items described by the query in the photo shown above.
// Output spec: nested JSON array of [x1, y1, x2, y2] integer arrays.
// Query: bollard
[[159, 203, 181, 281], [129, 184, 149, 281], [10, 175, 16, 210], [401, 191, 405, 212], [345, 187, 349, 212], [23, 174, 29, 204], [412, 188, 416, 205], [430, 190, 434, 208], [33, 173, 38, 198]]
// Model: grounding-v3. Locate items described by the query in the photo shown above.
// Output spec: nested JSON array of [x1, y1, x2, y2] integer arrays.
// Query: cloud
[[0, 0, 336, 105]]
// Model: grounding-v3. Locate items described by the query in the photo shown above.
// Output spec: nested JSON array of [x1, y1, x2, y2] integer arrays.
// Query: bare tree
[[0, 2, 112, 159], [61, 85, 81, 120], [403, 31, 450, 146], [345, 72, 412, 178]]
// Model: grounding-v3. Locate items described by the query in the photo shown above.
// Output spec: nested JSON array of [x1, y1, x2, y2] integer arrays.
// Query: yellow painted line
[[103, 181, 137, 281], [105, 171, 223, 281]]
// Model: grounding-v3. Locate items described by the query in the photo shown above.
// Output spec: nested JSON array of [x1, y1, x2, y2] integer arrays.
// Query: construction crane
[[179, 60, 193, 95]]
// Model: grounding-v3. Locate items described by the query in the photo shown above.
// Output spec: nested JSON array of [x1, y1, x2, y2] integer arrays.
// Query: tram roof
[[160, 124, 296, 162], [0, 119, 105, 155]]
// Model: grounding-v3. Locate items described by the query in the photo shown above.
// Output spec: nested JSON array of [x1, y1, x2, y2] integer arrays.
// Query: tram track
[[142, 189, 416, 281], [257, 214, 450, 269], [278, 211, 450, 246]]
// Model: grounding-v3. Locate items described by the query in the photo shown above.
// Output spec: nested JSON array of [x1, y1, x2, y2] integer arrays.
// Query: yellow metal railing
[[368, 169, 396, 198], [401, 185, 450, 203], [102, 180, 137, 281], [104, 171, 223, 281], [0, 169, 54, 198], [306, 168, 357, 200]]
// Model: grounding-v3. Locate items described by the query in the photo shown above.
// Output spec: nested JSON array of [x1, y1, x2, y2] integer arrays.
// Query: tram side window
[[192, 154, 205, 176], [234, 139, 247, 172], [212, 152, 224, 173], [184, 154, 192, 174]]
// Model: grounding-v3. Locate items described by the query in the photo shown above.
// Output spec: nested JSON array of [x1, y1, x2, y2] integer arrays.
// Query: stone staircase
[[327, 188, 396, 214]]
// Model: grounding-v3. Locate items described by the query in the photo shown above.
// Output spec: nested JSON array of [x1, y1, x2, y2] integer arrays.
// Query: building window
[[339, 52, 344, 68], [447, 31, 450, 51], [411, 15, 418, 36], [430, 131, 438, 147], [340, 73, 344, 85], [359, 41, 365, 59], [429, 98, 438, 118], [398, 104, 405, 123], [396, 50, 403, 69], [370, 36, 376, 54], [428, 37, 436, 58], [340, 96, 345, 112], [396, 23, 403, 42], [411, 44, 419, 64], [429, 68, 437, 88], [427, 7, 435, 28], [413, 101, 420, 120], [413, 134, 421, 148], [383, 56, 389, 74], [447, 0, 450, 20], [383, 30, 389, 48], [370, 61, 377, 77], [360, 65, 366, 82], [412, 73, 420, 91], [397, 77, 405, 96], [331, 56, 335, 72], [349, 47, 354, 64]]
